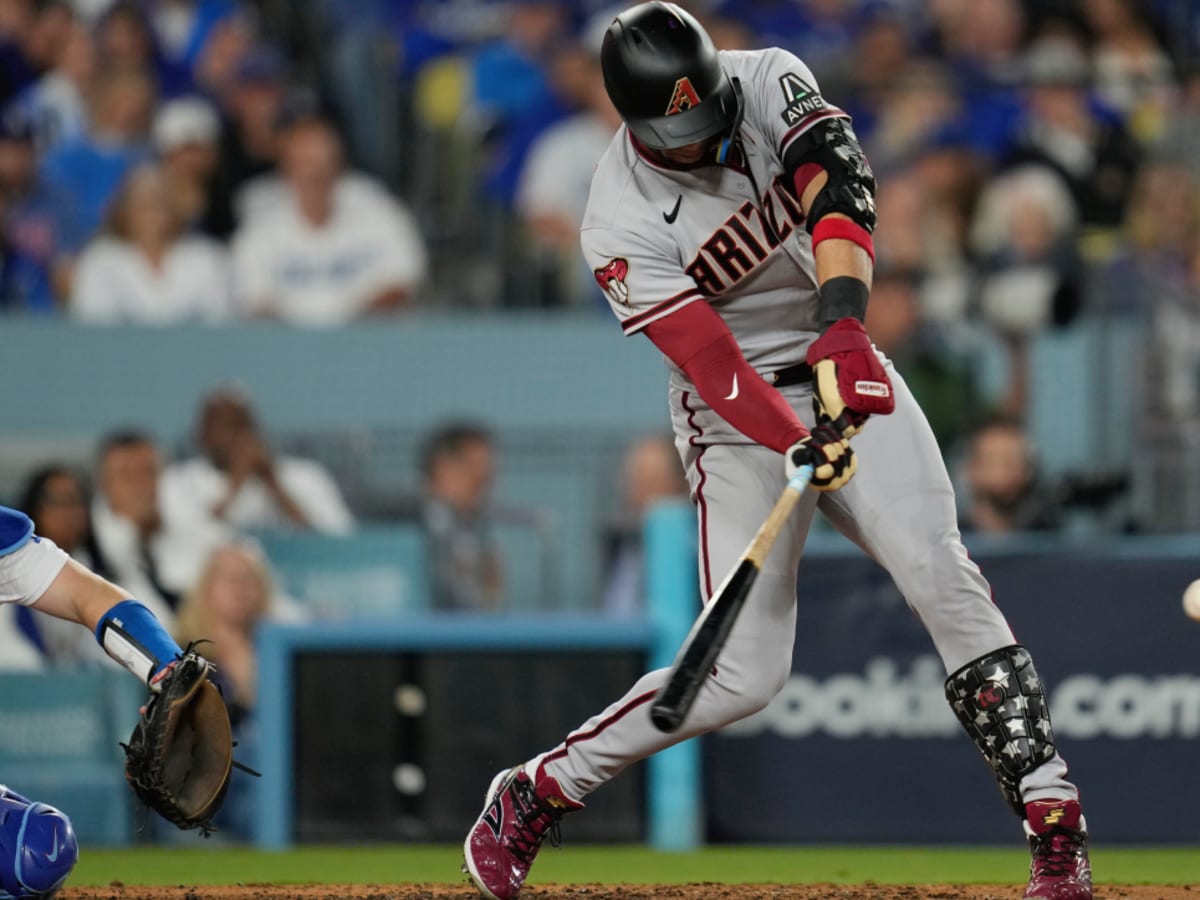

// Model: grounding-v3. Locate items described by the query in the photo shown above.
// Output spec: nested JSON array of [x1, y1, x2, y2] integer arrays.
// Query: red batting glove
[[806, 317, 895, 437]]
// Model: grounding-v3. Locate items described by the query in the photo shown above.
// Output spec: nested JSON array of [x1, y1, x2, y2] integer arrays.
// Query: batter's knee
[[704, 658, 792, 728], [891, 542, 989, 615]]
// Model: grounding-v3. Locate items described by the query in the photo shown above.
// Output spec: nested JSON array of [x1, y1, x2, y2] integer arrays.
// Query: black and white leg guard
[[945, 645, 1057, 816]]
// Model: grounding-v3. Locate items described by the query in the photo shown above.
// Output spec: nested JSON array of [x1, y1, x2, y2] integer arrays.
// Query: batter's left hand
[[806, 317, 895, 437], [786, 422, 856, 491]]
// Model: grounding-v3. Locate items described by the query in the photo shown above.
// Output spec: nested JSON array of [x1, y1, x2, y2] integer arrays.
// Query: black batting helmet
[[601, 2, 743, 152]]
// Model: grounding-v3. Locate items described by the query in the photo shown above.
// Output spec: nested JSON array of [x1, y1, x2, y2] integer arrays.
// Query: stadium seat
[[255, 526, 431, 618]]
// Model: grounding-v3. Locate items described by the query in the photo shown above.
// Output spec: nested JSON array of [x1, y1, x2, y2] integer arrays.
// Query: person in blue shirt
[[0, 107, 84, 313], [38, 68, 154, 243]]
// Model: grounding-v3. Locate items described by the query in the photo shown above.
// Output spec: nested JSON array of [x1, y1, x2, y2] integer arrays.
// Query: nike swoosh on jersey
[[663, 196, 682, 224], [724, 373, 739, 400]]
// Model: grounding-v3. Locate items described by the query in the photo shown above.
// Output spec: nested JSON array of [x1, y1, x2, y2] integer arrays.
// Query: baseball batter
[[0, 504, 192, 898], [465, 5, 1091, 900]]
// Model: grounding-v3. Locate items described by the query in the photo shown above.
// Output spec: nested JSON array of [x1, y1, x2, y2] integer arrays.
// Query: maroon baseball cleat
[[463, 763, 583, 900], [1023, 798, 1092, 899]]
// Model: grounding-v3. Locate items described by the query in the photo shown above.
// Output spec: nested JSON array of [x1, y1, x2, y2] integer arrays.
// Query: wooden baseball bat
[[649, 463, 815, 733]]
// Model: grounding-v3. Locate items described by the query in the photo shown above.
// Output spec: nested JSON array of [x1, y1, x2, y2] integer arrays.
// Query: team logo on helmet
[[594, 257, 630, 305], [665, 77, 702, 116]]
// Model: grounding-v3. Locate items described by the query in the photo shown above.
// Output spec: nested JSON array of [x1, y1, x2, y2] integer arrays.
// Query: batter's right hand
[[786, 422, 856, 491]]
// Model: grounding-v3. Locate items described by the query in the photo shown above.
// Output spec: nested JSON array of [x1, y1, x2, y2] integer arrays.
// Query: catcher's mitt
[[122, 649, 233, 835]]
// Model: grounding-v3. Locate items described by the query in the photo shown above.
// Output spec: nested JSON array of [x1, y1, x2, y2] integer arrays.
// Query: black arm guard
[[783, 117, 877, 234], [945, 645, 1058, 816]]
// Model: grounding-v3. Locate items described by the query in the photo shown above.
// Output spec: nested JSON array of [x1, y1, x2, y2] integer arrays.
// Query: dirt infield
[[59, 885, 1199, 899]]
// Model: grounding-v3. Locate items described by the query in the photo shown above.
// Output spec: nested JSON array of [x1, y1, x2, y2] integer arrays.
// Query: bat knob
[[650, 703, 683, 733]]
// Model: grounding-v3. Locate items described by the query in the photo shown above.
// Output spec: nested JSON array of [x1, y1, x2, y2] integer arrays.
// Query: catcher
[[0, 504, 236, 899]]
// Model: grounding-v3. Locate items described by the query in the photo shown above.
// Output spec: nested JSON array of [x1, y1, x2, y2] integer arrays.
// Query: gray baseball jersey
[[537, 47, 1078, 813], [583, 48, 837, 370]]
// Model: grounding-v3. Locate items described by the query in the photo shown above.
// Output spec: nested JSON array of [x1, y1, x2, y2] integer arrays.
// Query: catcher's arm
[[30, 551, 243, 835], [32, 557, 183, 686]]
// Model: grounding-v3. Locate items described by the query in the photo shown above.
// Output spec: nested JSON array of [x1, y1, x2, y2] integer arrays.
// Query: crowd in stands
[[2, 1, 1196, 426], [0, 0, 428, 323]]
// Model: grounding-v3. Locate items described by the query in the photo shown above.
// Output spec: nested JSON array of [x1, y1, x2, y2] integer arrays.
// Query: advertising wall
[[705, 547, 1200, 844]]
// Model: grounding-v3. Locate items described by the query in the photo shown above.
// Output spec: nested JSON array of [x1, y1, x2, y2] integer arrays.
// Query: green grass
[[69, 845, 1200, 887]]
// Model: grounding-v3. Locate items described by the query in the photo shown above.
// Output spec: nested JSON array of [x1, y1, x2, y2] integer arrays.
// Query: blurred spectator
[[147, 0, 240, 80], [201, 42, 287, 237], [960, 415, 1127, 533], [970, 165, 1083, 415], [1155, 65, 1200, 183], [865, 266, 979, 452], [1004, 37, 1142, 231], [319, 0, 403, 182], [92, 429, 226, 619], [873, 172, 930, 272], [1100, 159, 1200, 422], [70, 162, 232, 323], [600, 434, 688, 618], [0, 0, 36, 109], [174, 538, 286, 838], [174, 540, 275, 726], [95, 0, 191, 96], [920, 0, 1026, 158], [1091, 157, 1197, 353], [419, 421, 502, 611], [191, 8, 255, 108], [872, 162, 978, 329], [863, 58, 961, 177], [0, 106, 83, 312], [1082, 0, 1174, 141], [13, 464, 114, 666], [153, 94, 221, 230], [833, 5, 914, 129], [470, 0, 573, 206], [160, 386, 356, 534], [231, 90, 390, 221], [18, 464, 110, 577], [515, 41, 619, 307], [12, 15, 94, 152], [231, 116, 428, 325], [0, 0, 71, 107], [39, 66, 154, 241], [960, 415, 1056, 533]]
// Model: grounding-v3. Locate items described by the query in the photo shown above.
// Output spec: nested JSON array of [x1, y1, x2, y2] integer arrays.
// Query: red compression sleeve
[[644, 300, 808, 454]]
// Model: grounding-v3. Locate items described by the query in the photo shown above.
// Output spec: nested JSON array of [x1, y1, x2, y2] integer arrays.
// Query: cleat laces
[[505, 777, 566, 865], [1031, 828, 1086, 877]]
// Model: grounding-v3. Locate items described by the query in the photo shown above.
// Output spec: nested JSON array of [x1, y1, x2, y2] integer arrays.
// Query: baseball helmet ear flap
[[0, 788, 79, 899]]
